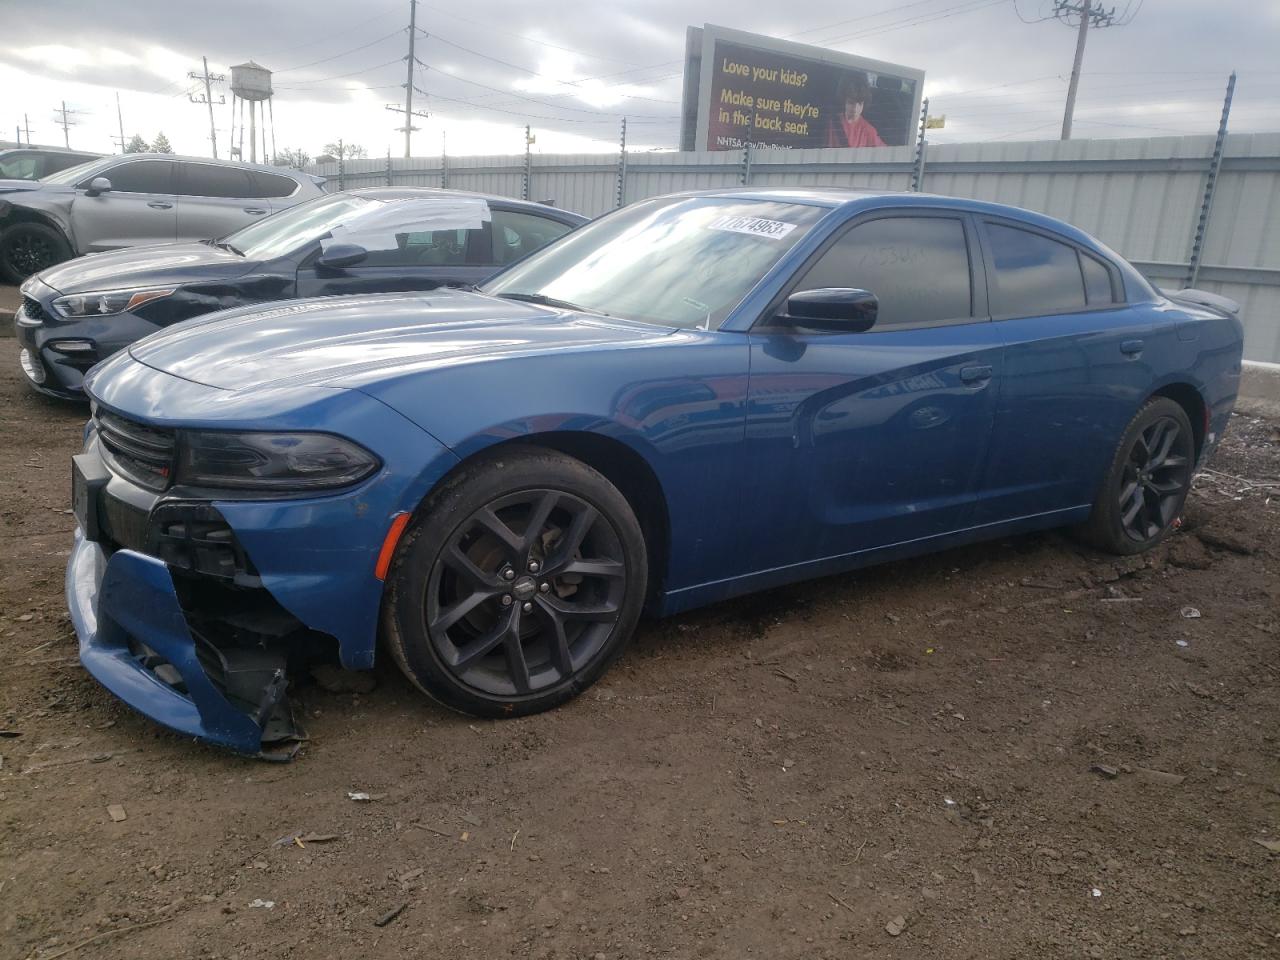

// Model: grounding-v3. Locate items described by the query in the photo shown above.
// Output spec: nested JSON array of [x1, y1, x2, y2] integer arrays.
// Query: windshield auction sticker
[[706, 215, 798, 239]]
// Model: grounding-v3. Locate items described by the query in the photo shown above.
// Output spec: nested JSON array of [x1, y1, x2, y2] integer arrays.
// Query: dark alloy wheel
[[0, 223, 73, 283], [1081, 397, 1195, 555], [383, 448, 647, 717]]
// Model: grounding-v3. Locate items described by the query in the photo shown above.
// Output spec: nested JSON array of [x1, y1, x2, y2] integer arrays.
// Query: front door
[[742, 212, 1003, 574], [71, 158, 176, 251]]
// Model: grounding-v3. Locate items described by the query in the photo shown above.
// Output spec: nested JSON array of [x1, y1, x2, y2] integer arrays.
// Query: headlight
[[52, 287, 176, 318], [176, 431, 380, 491]]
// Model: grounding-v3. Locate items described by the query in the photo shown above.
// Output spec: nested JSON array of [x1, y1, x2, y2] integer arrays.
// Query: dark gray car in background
[[0, 153, 325, 282]]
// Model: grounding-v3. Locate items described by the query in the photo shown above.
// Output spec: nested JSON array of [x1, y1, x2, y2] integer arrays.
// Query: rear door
[[974, 219, 1154, 523], [70, 158, 177, 252], [174, 162, 271, 241], [742, 211, 1004, 572]]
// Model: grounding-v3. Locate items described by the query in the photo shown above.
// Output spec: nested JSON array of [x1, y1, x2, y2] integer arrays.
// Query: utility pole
[[52, 101, 83, 148], [189, 57, 226, 158], [24, 114, 31, 146], [383, 0, 427, 157], [115, 93, 126, 152], [1052, 0, 1118, 140]]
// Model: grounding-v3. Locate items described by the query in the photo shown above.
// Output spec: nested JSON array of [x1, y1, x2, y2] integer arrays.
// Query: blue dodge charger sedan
[[68, 188, 1244, 756]]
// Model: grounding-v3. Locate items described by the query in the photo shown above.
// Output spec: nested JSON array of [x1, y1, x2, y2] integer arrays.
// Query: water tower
[[229, 61, 274, 163]]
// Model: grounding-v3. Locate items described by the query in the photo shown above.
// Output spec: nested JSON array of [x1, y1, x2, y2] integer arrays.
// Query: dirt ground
[[1, 331, 1278, 960]]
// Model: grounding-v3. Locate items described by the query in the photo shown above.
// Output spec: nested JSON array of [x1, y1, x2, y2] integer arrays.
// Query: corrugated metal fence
[[310, 133, 1280, 363]]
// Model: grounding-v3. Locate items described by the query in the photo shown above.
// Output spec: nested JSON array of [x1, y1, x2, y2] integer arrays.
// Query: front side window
[[221, 193, 374, 259], [362, 228, 477, 267], [986, 222, 1087, 317], [483, 197, 828, 329], [176, 163, 254, 199], [100, 159, 173, 194], [793, 216, 973, 328], [489, 210, 574, 266]]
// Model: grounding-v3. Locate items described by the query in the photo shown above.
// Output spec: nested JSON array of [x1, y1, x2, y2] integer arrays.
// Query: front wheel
[[382, 447, 647, 718], [1080, 397, 1195, 555], [0, 222, 73, 283]]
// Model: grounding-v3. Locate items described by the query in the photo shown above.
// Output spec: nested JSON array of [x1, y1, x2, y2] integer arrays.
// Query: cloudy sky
[[2, 0, 1277, 159]]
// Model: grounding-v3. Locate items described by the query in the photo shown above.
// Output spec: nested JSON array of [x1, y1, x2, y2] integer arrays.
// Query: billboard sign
[[681, 25, 925, 152]]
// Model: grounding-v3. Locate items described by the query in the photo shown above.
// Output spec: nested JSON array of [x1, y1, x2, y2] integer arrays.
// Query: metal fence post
[[615, 117, 628, 208], [522, 125, 532, 201], [441, 132, 449, 189], [911, 97, 929, 192], [385, 147, 392, 186], [1186, 73, 1235, 287], [740, 139, 752, 186], [337, 138, 345, 191]]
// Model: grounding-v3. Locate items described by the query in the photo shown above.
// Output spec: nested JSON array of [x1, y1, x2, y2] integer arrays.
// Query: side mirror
[[779, 288, 878, 332], [85, 177, 113, 197], [316, 242, 368, 271]]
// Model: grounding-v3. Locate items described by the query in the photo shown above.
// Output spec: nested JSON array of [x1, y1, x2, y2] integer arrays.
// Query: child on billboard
[[825, 72, 886, 148]]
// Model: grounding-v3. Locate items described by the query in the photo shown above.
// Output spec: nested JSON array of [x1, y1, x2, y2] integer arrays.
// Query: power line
[[275, 27, 405, 73], [416, 3, 647, 67], [253, 8, 402, 59], [1041, 0, 1137, 139]]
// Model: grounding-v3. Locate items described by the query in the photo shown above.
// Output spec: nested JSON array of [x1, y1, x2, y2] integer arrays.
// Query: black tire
[[1080, 397, 1195, 555], [0, 222, 73, 283], [382, 446, 647, 718]]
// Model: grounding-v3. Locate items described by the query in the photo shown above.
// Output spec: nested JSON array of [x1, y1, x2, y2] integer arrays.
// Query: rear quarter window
[[985, 222, 1087, 317], [252, 171, 300, 198]]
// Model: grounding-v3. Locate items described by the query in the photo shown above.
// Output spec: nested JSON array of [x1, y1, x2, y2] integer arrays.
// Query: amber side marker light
[[375, 512, 412, 581]]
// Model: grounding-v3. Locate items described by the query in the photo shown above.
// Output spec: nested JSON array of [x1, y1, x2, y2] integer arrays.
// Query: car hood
[[0, 179, 51, 195], [36, 241, 258, 294], [126, 291, 677, 391]]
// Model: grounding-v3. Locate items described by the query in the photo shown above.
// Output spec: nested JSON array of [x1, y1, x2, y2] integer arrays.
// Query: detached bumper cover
[[67, 531, 287, 756]]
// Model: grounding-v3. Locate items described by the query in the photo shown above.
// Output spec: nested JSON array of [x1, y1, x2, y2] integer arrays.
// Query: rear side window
[[0, 152, 38, 179], [488, 209, 574, 266], [359, 228, 479, 268], [985, 222, 1087, 317], [176, 163, 255, 198], [100, 159, 173, 194], [1081, 252, 1116, 305], [252, 171, 299, 198], [795, 216, 973, 328]]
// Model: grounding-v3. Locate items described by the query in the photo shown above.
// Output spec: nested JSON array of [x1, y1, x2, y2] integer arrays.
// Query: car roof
[[663, 186, 1107, 249], [341, 186, 587, 220], [105, 153, 311, 177], [0, 146, 100, 156]]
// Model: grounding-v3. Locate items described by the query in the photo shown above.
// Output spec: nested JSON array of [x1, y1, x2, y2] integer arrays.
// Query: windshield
[[40, 156, 116, 185], [481, 196, 827, 329], [221, 193, 375, 260]]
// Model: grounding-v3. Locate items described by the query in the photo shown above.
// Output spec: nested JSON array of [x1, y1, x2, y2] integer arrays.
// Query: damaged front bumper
[[67, 530, 302, 758]]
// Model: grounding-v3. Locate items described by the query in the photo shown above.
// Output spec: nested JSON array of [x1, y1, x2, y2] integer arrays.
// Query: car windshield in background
[[221, 193, 375, 260], [39, 157, 115, 185], [481, 196, 828, 329]]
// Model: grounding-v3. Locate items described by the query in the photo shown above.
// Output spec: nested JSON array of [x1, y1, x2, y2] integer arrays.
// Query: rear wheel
[[382, 447, 647, 717], [0, 222, 72, 283], [1081, 397, 1195, 555]]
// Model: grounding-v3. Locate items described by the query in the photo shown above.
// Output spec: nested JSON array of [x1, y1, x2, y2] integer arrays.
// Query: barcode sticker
[[706, 215, 798, 240]]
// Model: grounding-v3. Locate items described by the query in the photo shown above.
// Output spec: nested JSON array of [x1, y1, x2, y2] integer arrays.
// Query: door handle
[[147, 200, 173, 210], [243, 207, 268, 215], [959, 364, 993, 385], [1120, 339, 1144, 356]]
